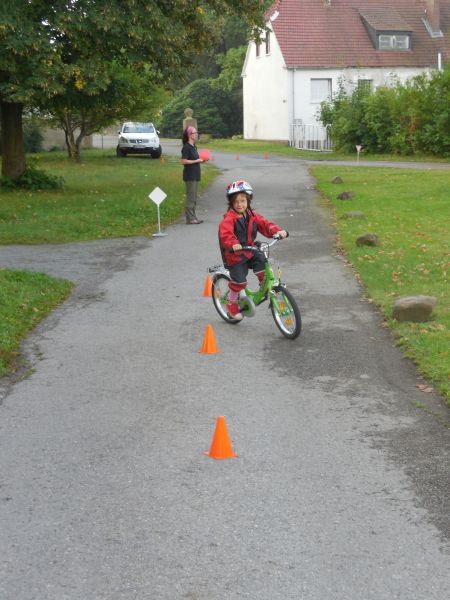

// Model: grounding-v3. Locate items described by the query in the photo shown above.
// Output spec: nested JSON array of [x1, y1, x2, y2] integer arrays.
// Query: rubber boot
[[227, 281, 246, 320]]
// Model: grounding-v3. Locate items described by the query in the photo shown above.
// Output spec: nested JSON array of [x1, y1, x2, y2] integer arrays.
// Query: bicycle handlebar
[[230, 232, 289, 253]]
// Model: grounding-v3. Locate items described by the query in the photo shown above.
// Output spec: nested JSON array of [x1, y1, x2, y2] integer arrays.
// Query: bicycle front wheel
[[211, 273, 242, 325], [270, 285, 301, 339]]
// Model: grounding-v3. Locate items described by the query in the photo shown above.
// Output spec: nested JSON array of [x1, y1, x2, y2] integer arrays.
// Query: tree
[[158, 79, 234, 138], [43, 62, 169, 161], [213, 46, 247, 93], [0, 0, 266, 179], [159, 46, 247, 137], [174, 14, 250, 88], [211, 45, 247, 134]]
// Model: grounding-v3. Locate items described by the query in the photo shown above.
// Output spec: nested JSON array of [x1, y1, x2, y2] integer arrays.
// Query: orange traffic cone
[[203, 274, 213, 297], [235, 154, 240, 160], [199, 324, 219, 354], [205, 416, 237, 459], [264, 152, 269, 159]]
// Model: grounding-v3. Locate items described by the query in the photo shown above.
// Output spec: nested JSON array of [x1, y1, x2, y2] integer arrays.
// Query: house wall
[[292, 67, 430, 128], [243, 26, 434, 144], [242, 29, 290, 141]]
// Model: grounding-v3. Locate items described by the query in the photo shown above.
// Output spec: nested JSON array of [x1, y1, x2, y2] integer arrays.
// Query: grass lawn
[[0, 149, 217, 244], [312, 166, 450, 402], [0, 268, 73, 376]]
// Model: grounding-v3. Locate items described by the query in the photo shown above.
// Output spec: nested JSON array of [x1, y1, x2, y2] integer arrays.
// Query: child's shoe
[[226, 301, 243, 321]]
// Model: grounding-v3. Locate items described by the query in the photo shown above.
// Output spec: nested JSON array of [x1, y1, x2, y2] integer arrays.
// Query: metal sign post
[[355, 145, 362, 164], [149, 186, 168, 237]]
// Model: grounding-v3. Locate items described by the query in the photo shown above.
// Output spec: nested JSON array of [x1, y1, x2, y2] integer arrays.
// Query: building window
[[265, 32, 270, 55], [310, 79, 332, 103], [256, 41, 260, 57], [378, 34, 410, 50], [357, 79, 373, 93]]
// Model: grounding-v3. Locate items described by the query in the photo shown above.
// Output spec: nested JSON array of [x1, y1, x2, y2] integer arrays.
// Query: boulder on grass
[[331, 176, 343, 184], [337, 191, 353, 200], [392, 296, 437, 322], [356, 233, 379, 247]]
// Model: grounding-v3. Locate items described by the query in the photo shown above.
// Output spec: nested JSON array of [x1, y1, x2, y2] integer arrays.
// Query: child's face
[[232, 193, 248, 214]]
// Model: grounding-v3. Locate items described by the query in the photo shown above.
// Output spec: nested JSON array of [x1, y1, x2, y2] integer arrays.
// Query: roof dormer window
[[378, 34, 410, 50], [360, 8, 412, 52]]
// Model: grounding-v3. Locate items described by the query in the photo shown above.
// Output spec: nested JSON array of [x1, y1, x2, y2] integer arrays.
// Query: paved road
[[95, 134, 450, 169], [0, 148, 449, 599]]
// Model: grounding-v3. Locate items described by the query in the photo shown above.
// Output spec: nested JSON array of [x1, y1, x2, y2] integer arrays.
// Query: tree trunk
[[61, 112, 82, 162], [0, 102, 26, 179], [74, 142, 81, 162], [64, 129, 72, 158], [61, 112, 77, 160], [74, 128, 86, 163]]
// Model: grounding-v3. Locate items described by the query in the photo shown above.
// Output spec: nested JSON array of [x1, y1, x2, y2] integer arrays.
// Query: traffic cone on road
[[235, 154, 240, 160], [203, 274, 213, 297], [205, 416, 237, 459], [199, 324, 219, 354]]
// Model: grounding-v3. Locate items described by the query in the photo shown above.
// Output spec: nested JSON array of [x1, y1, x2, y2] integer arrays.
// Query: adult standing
[[181, 126, 208, 224]]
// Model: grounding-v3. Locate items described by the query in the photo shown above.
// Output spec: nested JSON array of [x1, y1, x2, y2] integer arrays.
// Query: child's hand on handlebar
[[274, 230, 289, 239], [232, 243, 242, 251]]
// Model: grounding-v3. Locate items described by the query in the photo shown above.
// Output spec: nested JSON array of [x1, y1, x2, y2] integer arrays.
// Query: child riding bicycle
[[218, 180, 288, 321]]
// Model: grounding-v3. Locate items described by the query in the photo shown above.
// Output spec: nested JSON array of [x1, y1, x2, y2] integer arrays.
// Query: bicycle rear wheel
[[211, 273, 242, 325], [270, 285, 301, 339]]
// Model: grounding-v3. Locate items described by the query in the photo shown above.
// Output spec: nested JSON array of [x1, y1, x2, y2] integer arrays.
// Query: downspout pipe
[[291, 69, 295, 146]]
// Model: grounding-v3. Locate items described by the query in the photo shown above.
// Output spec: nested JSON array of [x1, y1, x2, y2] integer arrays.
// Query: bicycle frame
[[245, 241, 297, 319], [243, 253, 277, 305], [209, 238, 292, 318]]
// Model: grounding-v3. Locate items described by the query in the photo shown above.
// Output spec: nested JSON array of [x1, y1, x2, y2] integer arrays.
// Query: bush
[[320, 66, 450, 157], [0, 165, 64, 190], [363, 87, 397, 153], [414, 69, 450, 156]]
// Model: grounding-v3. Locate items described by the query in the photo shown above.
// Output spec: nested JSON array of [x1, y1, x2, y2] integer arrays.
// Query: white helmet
[[226, 180, 253, 198]]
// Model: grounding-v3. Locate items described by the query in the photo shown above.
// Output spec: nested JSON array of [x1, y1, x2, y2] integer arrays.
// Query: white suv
[[116, 122, 162, 158]]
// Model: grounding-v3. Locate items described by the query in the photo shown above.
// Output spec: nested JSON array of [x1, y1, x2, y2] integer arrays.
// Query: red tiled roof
[[268, 0, 450, 68], [359, 8, 412, 32]]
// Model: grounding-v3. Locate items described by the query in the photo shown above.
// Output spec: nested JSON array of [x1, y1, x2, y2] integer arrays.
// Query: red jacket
[[219, 208, 281, 266]]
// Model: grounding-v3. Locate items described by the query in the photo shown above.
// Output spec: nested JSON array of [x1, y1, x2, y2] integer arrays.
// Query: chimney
[[425, 0, 441, 34]]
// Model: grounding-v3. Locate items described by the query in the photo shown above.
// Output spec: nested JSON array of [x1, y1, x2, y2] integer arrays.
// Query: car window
[[123, 123, 155, 134]]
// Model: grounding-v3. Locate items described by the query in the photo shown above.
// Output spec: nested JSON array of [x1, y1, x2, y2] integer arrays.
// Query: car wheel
[[151, 146, 162, 159], [116, 145, 127, 157]]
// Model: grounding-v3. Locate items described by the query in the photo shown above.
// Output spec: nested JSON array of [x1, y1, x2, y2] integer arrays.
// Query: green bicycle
[[209, 235, 301, 340]]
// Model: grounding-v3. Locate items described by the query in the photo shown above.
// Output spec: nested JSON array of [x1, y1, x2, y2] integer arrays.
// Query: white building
[[242, 0, 450, 149]]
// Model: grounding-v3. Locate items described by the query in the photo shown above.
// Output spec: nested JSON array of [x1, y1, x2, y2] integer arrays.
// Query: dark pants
[[228, 255, 265, 285], [185, 180, 199, 222]]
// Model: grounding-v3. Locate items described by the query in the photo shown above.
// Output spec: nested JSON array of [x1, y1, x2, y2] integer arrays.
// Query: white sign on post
[[355, 145, 362, 164], [149, 186, 168, 237]]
